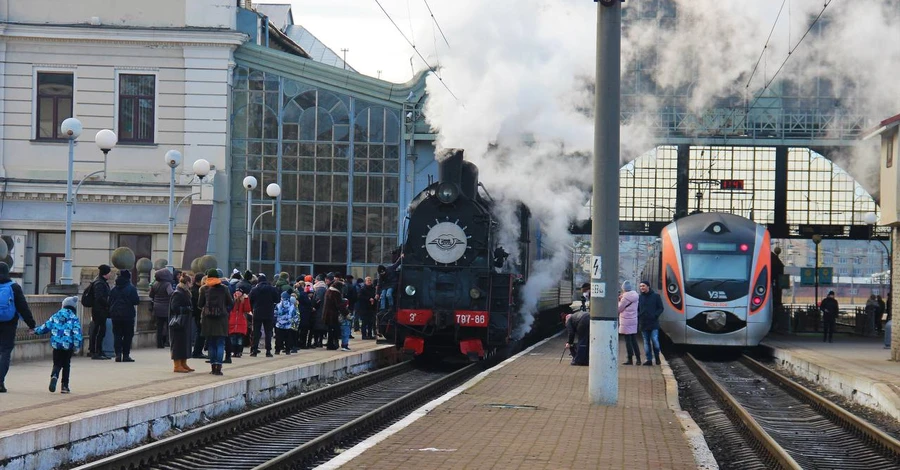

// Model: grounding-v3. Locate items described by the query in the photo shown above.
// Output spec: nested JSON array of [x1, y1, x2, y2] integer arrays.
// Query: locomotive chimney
[[460, 161, 479, 200], [438, 149, 464, 188]]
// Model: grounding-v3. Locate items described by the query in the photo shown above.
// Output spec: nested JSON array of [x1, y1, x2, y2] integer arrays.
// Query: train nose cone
[[706, 311, 727, 331]]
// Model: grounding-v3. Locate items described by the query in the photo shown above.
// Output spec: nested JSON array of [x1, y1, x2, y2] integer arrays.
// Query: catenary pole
[[589, 0, 621, 405]]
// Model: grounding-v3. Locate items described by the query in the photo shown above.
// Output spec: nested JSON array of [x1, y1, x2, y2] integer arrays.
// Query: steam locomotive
[[377, 150, 572, 360]]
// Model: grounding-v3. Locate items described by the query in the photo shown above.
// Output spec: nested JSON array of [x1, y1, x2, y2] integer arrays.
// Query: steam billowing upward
[[419, 0, 900, 333]]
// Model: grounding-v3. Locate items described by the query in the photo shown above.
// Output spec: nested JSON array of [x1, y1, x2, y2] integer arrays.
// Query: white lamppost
[[59, 118, 116, 287], [165, 153, 211, 273], [243, 176, 280, 272], [864, 212, 891, 295]]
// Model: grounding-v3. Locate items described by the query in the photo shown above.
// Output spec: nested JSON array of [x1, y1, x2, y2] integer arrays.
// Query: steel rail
[[682, 353, 802, 470], [253, 362, 480, 469], [739, 355, 900, 461], [74, 361, 415, 470]]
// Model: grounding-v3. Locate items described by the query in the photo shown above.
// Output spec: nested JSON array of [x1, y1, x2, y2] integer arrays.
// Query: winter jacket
[[169, 285, 193, 317], [820, 296, 839, 317], [199, 278, 233, 337], [34, 306, 83, 350], [149, 270, 174, 318], [190, 283, 202, 323], [377, 258, 402, 297], [566, 310, 589, 345], [275, 299, 298, 330], [638, 288, 664, 332], [0, 277, 35, 329], [229, 295, 251, 336], [322, 286, 348, 328], [236, 280, 252, 295], [90, 275, 112, 318], [249, 281, 280, 320], [109, 276, 140, 321], [312, 281, 328, 331], [618, 290, 640, 334], [296, 292, 315, 329], [356, 284, 377, 313]]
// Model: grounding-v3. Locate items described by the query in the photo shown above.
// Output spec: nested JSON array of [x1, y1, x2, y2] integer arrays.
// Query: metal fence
[[780, 304, 885, 336], [15, 295, 155, 342]]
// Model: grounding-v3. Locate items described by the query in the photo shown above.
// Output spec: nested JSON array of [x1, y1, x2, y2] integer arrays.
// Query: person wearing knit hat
[[0, 261, 36, 393], [89, 263, 114, 361], [109, 270, 139, 362], [618, 281, 641, 365], [33, 296, 83, 393], [199, 266, 232, 375]]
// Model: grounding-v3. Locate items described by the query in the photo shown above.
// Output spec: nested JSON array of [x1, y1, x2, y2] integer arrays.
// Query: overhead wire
[[725, 0, 837, 138], [373, 0, 460, 102], [423, 0, 451, 48], [745, 0, 786, 90]]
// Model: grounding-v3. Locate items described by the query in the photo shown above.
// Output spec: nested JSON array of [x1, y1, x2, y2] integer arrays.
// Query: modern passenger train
[[642, 212, 773, 346]]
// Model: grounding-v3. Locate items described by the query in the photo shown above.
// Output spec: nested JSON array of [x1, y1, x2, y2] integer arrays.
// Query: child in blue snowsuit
[[274, 291, 298, 355], [34, 296, 83, 393]]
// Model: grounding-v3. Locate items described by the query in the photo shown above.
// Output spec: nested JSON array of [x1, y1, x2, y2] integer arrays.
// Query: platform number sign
[[591, 256, 602, 280]]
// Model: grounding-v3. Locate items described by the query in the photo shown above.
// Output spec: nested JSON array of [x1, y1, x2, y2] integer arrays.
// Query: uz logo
[[708, 291, 727, 299], [408, 312, 417, 322]]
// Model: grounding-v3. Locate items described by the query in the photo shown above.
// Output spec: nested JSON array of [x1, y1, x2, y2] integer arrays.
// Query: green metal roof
[[234, 43, 428, 108]]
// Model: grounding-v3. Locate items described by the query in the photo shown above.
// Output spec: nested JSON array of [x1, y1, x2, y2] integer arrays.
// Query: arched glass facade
[[620, 145, 877, 225], [231, 66, 402, 275]]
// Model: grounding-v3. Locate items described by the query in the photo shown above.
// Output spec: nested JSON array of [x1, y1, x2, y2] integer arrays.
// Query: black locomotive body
[[378, 150, 530, 359]]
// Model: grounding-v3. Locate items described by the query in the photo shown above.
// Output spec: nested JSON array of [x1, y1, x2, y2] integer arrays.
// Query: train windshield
[[683, 254, 750, 281]]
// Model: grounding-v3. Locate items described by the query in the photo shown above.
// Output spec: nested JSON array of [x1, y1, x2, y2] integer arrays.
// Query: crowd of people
[[0, 257, 403, 393], [564, 280, 664, 367]]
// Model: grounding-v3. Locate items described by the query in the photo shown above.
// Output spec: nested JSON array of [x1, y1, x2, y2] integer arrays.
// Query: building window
[[118, 74, 155, 143], [36, 73, 74, 140], [117, 234, 152, 261]]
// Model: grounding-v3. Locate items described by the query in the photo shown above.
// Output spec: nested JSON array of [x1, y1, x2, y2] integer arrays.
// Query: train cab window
[[683, 254, 750, 281]]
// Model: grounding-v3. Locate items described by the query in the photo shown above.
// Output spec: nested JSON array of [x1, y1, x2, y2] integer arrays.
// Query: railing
[[780, 304, 885, 336], [16, 294, 155, 342]]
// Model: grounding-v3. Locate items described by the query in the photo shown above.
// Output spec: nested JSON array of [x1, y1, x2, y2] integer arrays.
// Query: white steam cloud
[[418, 0, 900, 334]]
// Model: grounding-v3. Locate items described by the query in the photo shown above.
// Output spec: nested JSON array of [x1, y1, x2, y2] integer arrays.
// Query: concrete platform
[[319, 334, 715, 470], [761, 333, 900, 421], [0, 339, 398, 470]]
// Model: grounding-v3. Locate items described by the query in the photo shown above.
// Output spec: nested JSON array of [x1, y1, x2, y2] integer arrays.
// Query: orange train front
[[643, 212, 773, 346]]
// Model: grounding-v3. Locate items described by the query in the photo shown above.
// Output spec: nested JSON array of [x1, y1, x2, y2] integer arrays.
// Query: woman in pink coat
[[618, 280, 642, 365]]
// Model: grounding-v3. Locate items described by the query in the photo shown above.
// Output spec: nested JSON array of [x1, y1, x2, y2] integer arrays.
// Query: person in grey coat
[[150, 269, 174, 349]]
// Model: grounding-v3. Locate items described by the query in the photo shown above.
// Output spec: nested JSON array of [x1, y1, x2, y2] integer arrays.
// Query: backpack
[[81, 280, 96, 308], [0, 282, 17, 322]]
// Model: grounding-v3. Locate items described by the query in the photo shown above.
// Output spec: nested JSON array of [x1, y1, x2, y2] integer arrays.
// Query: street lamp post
[[58, 118, 116, 287], [864, 211, 891, 296], [812, 234, 822, 308], [243, 176, 280, 273], [164, 153, 211, 273]]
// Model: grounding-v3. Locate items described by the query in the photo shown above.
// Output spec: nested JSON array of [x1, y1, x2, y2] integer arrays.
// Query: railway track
[[74, 361, 479, 470], [683, 353, 900, 470]]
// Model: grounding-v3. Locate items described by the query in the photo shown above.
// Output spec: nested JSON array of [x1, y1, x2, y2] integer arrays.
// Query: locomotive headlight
[[405, 285, 417, 296], [469, 288, 482, 299], [436, 182, 459, 204]]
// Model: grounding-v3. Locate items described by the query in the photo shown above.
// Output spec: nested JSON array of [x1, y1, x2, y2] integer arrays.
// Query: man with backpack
[[0, 261, 36, 392], [82, 264, 112, 360]]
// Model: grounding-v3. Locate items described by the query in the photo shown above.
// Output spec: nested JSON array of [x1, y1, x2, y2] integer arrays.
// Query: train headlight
[[469, 288, 482, 299], [436, 183, 459, 204], [405, 285, 417, 296]]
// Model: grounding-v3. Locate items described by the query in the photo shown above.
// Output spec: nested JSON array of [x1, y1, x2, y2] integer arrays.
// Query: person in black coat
[[190, 273, 206, 359], [357, 277, 377, 339], [108, 270, 140, 362], [249, 274, 280, 357], [820, 290, 839, 343], [637, 280, 664, 366], [565, 310, 590, 366], [0, 261, 36, 393], [295, 290, 315, 349], [88, 264, 112, 360], [169, 272, 195, 373]]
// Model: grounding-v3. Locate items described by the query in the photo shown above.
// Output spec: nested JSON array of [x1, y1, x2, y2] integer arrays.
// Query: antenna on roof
[[340, 48, 349, 70]]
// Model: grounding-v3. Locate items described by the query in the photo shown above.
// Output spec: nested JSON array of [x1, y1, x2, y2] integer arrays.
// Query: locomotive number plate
[[455, 311, 489, 327]]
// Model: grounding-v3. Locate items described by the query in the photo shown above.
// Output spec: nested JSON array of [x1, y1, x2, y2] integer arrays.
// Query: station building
[[0, 1, 436, 293]]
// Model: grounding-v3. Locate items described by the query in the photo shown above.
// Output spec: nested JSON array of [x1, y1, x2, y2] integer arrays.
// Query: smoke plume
[[418, 0, 900, 334]]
